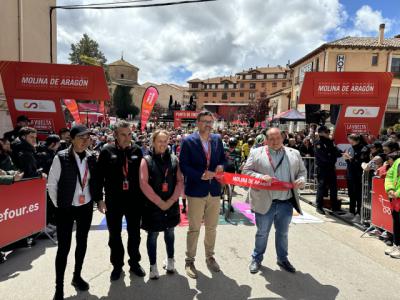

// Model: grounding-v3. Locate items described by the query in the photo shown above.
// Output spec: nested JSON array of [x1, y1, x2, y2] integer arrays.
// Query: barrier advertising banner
[[0, 61, 109, 137], [371, 177, 393, 233], [0, 178, 47, 248], [140, 86, 159, 131], [299, 72, 393, 187]]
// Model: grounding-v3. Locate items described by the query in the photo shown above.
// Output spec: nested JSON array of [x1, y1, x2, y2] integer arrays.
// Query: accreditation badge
[[79, 195, 86, 204], [162, 182, 168, 192], [123, 179, 129, 191]]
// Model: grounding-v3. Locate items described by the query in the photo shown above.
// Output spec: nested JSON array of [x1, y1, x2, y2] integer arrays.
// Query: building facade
[[0, 0, 57, 136], [187, 66, 290, 121], [289, 24, 400, 126]]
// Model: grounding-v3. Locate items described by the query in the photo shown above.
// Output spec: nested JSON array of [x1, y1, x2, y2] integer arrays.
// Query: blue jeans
[[252, 200, 293, 263], [147, 228, 175, 265]]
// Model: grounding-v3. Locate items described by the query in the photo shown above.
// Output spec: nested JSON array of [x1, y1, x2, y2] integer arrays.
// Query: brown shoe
[[206, 257, 220, 272], [185, 262, 198, 279]]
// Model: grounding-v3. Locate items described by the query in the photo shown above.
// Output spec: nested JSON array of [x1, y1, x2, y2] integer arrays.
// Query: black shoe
[[0, 252, 5, 264], [277, 260, 296, 273], [130, 263, 146, 277], [249, 260, 261, 274], [110, 268, 122, 281], [316, 207, 325, 215], [332, 209, 346, 215], [71, 275, 89, 291], [53, 288, 64, 300]]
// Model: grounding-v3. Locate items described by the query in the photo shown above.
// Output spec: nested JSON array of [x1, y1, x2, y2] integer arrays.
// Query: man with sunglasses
[[180, 110, 226, 279]]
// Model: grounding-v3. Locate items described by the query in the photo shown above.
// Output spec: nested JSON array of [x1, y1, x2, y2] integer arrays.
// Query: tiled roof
[[327, 36, 400, 48], [108, 59, 139, 69], [290, 36, 400, 67], [188, 76, 239, 84], [236, 66, 288, 75]]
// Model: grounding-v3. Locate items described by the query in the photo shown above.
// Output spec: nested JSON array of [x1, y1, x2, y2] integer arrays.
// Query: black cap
[[317, 125, 330, 133], [16, 115, 30, 123], [367, 141, 383, 149], [70, 125, 91, 139]]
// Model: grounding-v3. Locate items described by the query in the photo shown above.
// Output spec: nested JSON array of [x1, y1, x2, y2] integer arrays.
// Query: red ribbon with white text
[[215, 172, 294, 191]]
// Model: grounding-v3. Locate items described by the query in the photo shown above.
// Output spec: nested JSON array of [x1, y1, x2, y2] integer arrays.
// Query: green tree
[[113, 85, 139, 119], [69, 33, 107, 65]]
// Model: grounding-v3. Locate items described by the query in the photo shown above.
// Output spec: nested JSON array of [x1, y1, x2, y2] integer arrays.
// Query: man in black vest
[[94, 120, 145, 281], [48, 125, 97, 300]]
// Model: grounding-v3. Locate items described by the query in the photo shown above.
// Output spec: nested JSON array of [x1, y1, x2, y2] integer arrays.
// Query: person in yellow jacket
[[384, 153, 400, 259]]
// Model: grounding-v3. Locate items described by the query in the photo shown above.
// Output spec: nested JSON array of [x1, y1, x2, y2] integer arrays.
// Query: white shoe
[[351, 214, 361, 223], [149, 264, 159, 279], [385, 245, 397, 255], [389, 246, 400, 259], [163, 258, 175, 273]]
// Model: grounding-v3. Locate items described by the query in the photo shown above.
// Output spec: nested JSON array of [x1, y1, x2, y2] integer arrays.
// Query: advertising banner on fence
[[371, 177, 393, 233], [140, 86, 159, 131], [299, 72, 393, 187], [174, 110, 199, 128], [0, 61, 109, 138], [0, 178, 47, 248]]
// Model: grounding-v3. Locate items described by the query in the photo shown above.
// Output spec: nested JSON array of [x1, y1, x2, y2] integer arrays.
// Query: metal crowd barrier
[[300, 157, 317, 194], [360, 170, 373, 225]]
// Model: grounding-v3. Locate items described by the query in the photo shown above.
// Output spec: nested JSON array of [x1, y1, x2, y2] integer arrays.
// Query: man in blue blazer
[[179, 110, 226, 279]]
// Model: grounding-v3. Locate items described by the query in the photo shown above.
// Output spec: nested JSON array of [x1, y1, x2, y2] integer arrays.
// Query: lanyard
[[122, 152, 128, 179], [77, 162, 89, 193], [163, 167, 169, 183], [265, 146, 285, 173], [201, 140, 211, 169]]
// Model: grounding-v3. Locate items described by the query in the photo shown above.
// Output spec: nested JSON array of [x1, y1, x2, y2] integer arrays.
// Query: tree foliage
[[69, 33, 107, 65], [113, 85, 139, 119]]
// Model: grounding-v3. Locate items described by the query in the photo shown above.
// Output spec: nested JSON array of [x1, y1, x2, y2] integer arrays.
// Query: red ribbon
[[215, 172, 294, 191]]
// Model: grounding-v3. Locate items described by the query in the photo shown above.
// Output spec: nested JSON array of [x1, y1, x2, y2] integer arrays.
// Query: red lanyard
[[265, 146, 284, 172], [163, 168, 169, 182], [201, 140, 211, 169], [122, 154, 128, 179], [78, 163, 89, 192]]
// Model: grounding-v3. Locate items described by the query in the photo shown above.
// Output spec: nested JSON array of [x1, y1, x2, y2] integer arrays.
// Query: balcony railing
[[387, 96, 400, 109]]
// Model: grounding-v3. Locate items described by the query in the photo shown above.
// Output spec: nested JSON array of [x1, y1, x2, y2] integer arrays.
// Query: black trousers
[[316, 167, 338, 209], [393, 209, 400, 246], [55, 202, 93, 288], [105, 202, 141, 269], [347, 175, 362, 215]]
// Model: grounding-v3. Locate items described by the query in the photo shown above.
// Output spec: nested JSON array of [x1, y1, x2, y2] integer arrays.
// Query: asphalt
[[0, 187, 399, 300]]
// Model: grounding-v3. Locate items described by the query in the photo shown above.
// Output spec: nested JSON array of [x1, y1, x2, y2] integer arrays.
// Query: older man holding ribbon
[[242, 127, 306, 274]]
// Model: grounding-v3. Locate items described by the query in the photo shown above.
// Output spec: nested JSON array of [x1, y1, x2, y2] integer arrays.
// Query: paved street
[[0, 188, 399, 300]]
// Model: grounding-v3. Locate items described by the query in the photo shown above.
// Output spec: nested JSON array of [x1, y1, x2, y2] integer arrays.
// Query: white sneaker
[[149, 264, 159, 279], [163, 258, 175, 273], [351, 214, 361, 223], [385, 245, 397, 255], [389, 246, 400, 259]]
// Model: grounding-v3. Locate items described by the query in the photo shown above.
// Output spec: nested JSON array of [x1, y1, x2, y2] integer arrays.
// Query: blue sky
[[57, 0, 400, 85]]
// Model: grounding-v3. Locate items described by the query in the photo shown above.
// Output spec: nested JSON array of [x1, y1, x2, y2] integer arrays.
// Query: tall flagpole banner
[[140, 86, 159, 131], [63, 99, 81, 124]]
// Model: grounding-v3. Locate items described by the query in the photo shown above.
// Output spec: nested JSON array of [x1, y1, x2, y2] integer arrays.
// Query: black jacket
[[56, 147, 97, 208], [3, 126, 22, 142], [36, 145, 57, 175], [141, 151, 180, 232], [94, 143, 144, 207], [11, 139, 39, 178], [314, 136, 342, 168], [346, 143, 369, 179]]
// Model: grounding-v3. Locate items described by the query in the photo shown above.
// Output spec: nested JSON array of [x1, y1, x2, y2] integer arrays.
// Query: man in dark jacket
[[179, 111, 226, 279], [314, 126, 342, 215], [11, 127, 40, 179], [3, 115, 30, 142], [48, 125, 97, 300], [94, 121, 145, 281]]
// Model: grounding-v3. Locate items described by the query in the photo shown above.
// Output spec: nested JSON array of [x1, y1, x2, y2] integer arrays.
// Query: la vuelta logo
[[344, 106, 379, 118], [23, 102, 39, 109]]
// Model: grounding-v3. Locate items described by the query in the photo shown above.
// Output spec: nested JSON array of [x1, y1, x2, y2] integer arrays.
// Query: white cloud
[[56, 0, 351, 85]]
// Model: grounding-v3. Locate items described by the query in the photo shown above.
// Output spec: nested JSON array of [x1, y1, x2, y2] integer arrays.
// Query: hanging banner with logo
[[174, 110, 199, 128], [215, 172, 294, 191], [140, 86, 159, 131], [63, 99, 81, 124], [299, 72, 393, 187], [0, 60, 109, 139]]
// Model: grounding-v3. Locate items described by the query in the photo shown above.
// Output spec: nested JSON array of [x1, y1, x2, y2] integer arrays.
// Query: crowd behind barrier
[[1, 116, 400, 265]]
